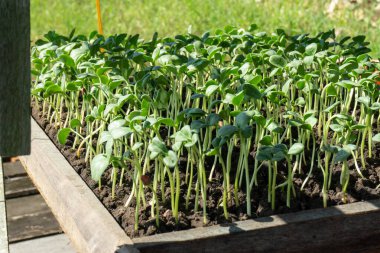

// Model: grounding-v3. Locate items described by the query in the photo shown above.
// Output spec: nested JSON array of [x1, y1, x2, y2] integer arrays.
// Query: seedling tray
[[19, 119, 380, 253]]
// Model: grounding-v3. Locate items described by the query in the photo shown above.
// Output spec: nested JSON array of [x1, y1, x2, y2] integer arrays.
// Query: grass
[[32, 0, 380, 56]]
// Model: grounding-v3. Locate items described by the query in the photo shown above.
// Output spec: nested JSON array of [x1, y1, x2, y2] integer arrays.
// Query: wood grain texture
[[0, 0, 31, 156], [19, 120, 137, 253], [6, 195, 62, 242], [0, 158, 9, 253], [3, 162, 27, 179], [133, 199, 380, 253], [4, 177, 37, 199]]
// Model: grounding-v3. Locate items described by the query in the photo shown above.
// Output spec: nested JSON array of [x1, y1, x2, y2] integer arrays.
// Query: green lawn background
[[31, 0, 380, 57]]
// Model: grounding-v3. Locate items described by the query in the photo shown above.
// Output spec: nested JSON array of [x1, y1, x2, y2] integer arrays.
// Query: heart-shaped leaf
[[288, 143, 304, 155], [57, 128, 71, 145], [91, 154, 110, 181], [269, 55, 286, 68]]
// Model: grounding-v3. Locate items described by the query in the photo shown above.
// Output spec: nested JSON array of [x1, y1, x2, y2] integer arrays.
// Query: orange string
[[96, 0, 103, 35]]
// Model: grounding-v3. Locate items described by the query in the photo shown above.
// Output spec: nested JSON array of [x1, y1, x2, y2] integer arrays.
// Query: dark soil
[[31, 102, 380, 238]]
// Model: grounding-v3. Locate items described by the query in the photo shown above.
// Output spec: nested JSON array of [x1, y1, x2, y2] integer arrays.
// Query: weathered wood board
[[133, 199, 380, 253], [19, 119, 380, 253], [0, 158, 9, 253], [19, 120, 137, 253], [3, 162, 27, 179], [4, 177, 37, 199], [6, 195, 62, 242], [0, 0, 30, 156]]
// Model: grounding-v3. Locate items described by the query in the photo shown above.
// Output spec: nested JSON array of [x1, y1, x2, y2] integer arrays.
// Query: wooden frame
[[19, 119, 380, 253]]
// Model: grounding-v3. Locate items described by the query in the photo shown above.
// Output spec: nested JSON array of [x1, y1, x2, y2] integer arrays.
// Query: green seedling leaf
[[155, 118, 175, 127], [266, 122, 283, 133], [191, 120, 206, 130], [104, 104, 117, 116], [206, 148, 218, 156], [357, 96, 370, 107], [243, 83, 261, 99], [185, 108, 206, 118], [98, 131, 112, 145], [288, 143, 304, 155], [344, 144, 356, 151], [269, 55, 286, 68], [351, 124, 366, 130], [105, 139, 113, 156], [305, 43, 318, 56], [57, 128, 71, 145], [334, 147, 352, 162], [59, 54, 75, 68], [236, 111, 254, 128], [163, 150, 178, 168], [324, 101, 340, 113], [70, 119, 81, 128], [173, 125, 192, 143], [329, 124, 344, 132], [217, 125, 238, 138], [295, 97, 306, 107], [282, 79, 292, 94], [256, 146, 272, 161], [132, 142, 144, 152], [231, 91, 245, 106], [259, 135, 272, 145], [185, 134, 199, 148], [370, 102, 380, 111], [148, 137, 168, 155], [272, 144, 288, 161], [326, 84, 338, 97], [109, 127, 133, 139], [305, 116, 318, 128], [337, 80, 356, 89], [373, 133, 380, 143], [252, 115, 266, 127], [257, 144, 287, 161], [322, 145, 339, 153], [240, 126, 253, 138], [240, 62, 250, 77], [108, 119, 126, 130], [91, 154, 110, 181], [205, 113, 221, 126], [303, 56, 314, 65], [249, 75, 262, 86], [205, 85, 219, 97]]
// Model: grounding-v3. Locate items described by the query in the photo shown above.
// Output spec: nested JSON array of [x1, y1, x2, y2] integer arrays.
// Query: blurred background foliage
[[31, 0, 380, 57]]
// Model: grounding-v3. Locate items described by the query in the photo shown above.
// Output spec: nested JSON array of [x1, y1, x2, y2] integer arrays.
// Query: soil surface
[[31, 102, 380, 238]]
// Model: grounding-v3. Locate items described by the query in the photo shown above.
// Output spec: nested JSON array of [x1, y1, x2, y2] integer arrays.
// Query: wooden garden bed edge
[[19, 118, 380, 253]]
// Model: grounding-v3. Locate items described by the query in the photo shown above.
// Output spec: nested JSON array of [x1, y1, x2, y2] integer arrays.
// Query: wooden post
[[0, 0, 31, 156]]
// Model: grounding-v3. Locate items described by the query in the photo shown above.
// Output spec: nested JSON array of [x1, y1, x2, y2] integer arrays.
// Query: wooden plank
[[0, 0, 30, 156], [7, 212, 61, 243], [9, 234, 75, 253], [0, 158, 9, 253], [4, 177, 37, 199], [6, 195, 61, 242], [132, 199, 380, 253], [6, 195, 51, 218], [19, 120, 137, 253], [2, 162, 27, 179]]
